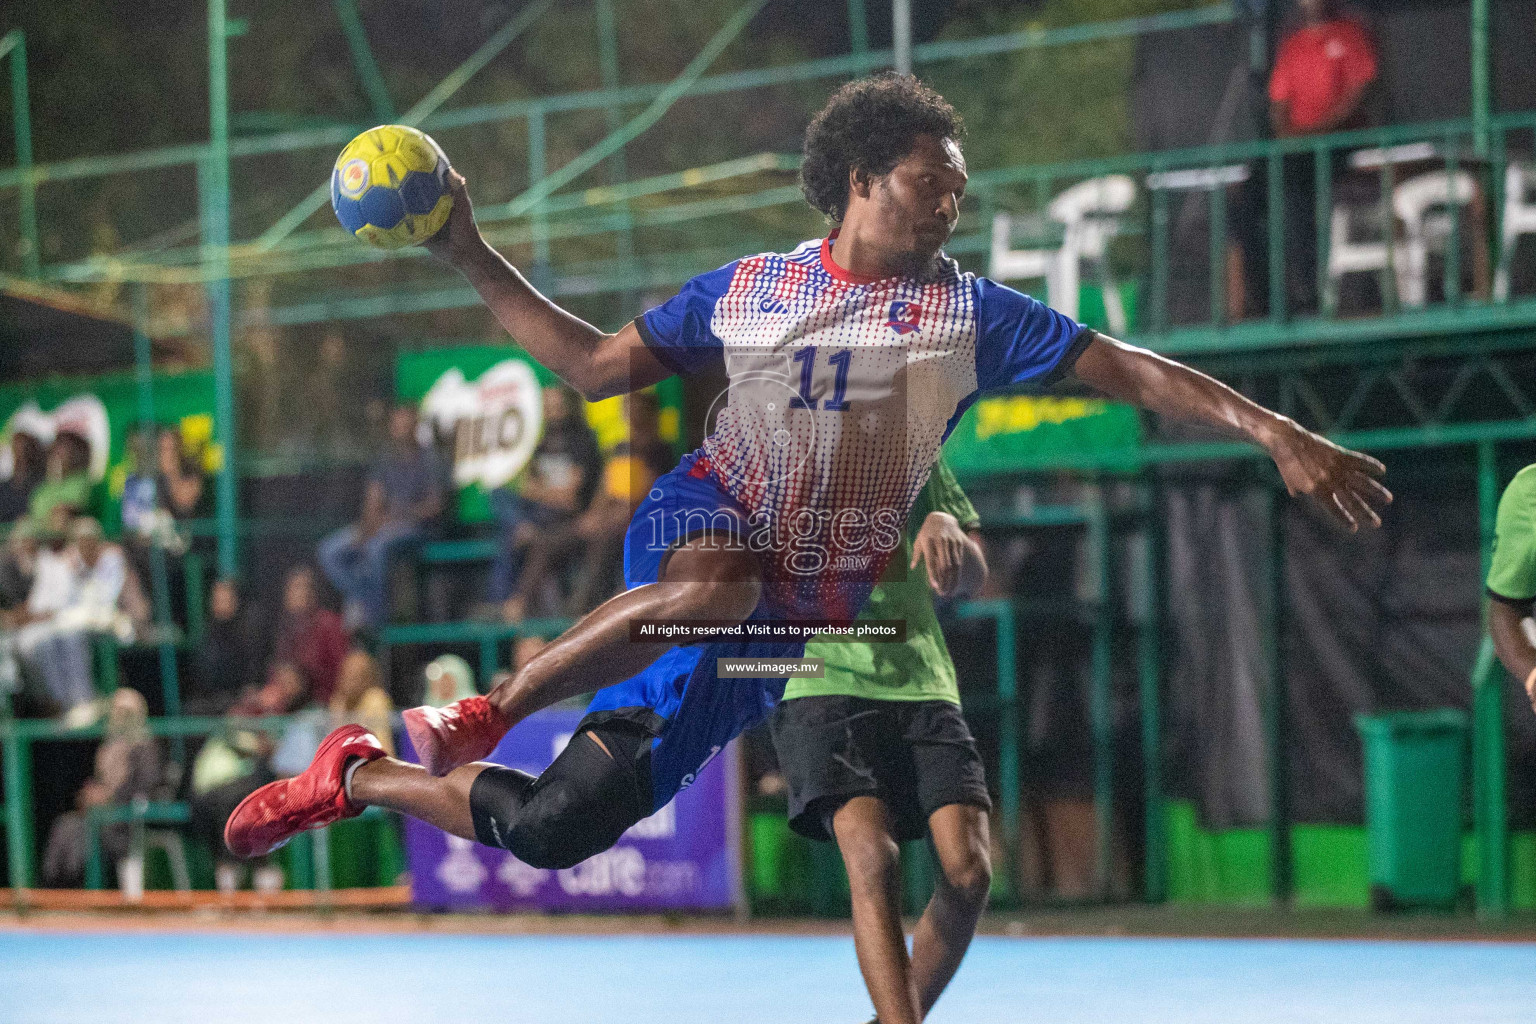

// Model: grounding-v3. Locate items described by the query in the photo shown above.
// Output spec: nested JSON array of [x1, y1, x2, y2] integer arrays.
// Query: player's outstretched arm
[[1072, 334, 1393, 531], [424, 170, 671, 401]]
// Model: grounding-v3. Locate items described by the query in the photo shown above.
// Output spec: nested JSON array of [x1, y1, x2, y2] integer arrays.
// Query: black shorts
[[770, 695, 991, 843]]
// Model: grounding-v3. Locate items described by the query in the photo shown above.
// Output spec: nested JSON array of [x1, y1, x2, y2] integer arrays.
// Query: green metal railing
[[0, 712, 391, 899], [2, 714, 249, 894], [60, 109, 1536, 351]]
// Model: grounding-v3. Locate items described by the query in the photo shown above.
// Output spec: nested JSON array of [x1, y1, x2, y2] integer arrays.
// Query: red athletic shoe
[[402, 695, 509, 777], [223, 724, 386, 859]]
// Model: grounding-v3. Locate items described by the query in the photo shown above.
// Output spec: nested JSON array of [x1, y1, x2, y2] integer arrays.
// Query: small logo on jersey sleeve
[[887, 300, 923, 335]]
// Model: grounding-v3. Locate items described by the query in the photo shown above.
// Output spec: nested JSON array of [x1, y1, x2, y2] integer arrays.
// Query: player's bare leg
[[487, 539, 759, 725], [832, 796, 923, 1024], [403, 536, 761, 774], [348, 758, 486, 839], [909, 804, 992, 1017]]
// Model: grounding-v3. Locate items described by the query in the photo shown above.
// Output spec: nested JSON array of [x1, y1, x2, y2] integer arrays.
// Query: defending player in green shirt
[[1486, 464, 1536, 705], [771, 455, 990, 1024]]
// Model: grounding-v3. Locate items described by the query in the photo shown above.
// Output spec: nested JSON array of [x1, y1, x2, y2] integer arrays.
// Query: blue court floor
[[3, 929, 1535, 1023]]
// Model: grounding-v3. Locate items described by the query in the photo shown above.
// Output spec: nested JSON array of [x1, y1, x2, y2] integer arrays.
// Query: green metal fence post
[[528, 109, 551, 275], [1472, 0, 1491, 157], [1267, 150, 1286, 324], [3, 725, 34, 893], [480, 637, 499, 688], [1264, 487, 1293, 905], [1473, 439, 1508, 917], [1492, 126, 1509, 299], [84, 807, 105, 890], [1315, 145, 1335, 316], [1472, 634, 1509, 918], [957, 597, 1020, 903], [313, 824, 333, 898], [1445, 133, 1462, 306], [2, 31, 39, 278], [595, 0, 637, 309], [1151, 172, 1170, 336], [205, 0, 239, 578], [1138, 483, 1166, 903], [1479, 441, 1498, 579], [1378, 158, 1398, 315], [893, 0, 913, 75], [1209, 180, 1227, 327], [990, 599, 1020, 904], [1087, 488, 1114, 899], [847, 0, 869, 54]]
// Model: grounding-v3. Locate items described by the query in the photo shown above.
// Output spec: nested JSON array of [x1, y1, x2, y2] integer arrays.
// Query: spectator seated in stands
[[121, 425, 209, 549], [266, 565, 346, 708], [318, 403, 444, 631], [9, 516, 148, 727], [502, 392, 672, 622], [185, 579, 261, 716], [330, 649, 394, 756], [41, 687, 161, 888], [486, 384, 602, 609], [154, 425, 210, 524], [0, 429, 46, 524], [26, 430, 93, 532]]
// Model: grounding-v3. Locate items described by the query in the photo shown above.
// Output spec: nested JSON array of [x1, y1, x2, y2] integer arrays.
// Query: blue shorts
[[581, 453, 803, 812]]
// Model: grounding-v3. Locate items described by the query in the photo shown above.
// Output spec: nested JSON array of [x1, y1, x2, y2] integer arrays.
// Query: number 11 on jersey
[[789, 345, 853, 411]]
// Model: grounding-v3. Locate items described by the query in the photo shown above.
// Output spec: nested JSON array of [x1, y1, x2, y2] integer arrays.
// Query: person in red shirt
[[1269, 0, 1378, 138]]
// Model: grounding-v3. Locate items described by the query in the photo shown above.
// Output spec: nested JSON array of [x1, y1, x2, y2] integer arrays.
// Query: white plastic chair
[[990, 174, 1138, 332], [989, 210, 1061, 295], [1327, 169, 1478, 310], [1393, 169, 1478, 308], [1495, 162, 1536, 302], [1326, 202, 1397, 311]]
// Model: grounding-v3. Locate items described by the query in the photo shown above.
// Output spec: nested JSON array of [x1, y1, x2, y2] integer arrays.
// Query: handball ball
[[330, 125, 452, 249]]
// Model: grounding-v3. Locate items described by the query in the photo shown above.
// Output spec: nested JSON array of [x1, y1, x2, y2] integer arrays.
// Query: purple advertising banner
[[404, 707, 742, 913]]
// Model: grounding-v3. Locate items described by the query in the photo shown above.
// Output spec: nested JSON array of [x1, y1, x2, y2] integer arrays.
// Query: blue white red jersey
[[633, 234, 1090, 618]]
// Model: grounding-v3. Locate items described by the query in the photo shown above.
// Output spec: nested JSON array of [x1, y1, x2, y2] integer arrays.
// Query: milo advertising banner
[[0, 370, 218, 530], [943, 393, 1142, 476], [397, 345, 683, 521]]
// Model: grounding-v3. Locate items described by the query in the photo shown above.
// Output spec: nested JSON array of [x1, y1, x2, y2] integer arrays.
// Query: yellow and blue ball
[[330, 125, 453, 249]]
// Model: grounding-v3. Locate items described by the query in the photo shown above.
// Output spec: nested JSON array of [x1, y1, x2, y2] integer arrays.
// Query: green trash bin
[[1355, 710, 1468, 911]]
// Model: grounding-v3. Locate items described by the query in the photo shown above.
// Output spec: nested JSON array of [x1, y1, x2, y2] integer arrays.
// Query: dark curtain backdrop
[[1160, 457, 1536, 829]]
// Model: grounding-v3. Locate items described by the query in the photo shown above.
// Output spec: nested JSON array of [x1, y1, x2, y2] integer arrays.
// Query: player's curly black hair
[[800, 73, 965, 224]]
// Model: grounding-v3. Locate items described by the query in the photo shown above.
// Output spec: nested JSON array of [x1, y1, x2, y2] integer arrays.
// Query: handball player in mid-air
[[226, 77, 1391, 988]]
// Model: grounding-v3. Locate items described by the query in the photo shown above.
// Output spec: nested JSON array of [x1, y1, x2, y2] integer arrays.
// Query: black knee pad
[[468, 725, 652, 870], [468, 766, 536, 851]]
